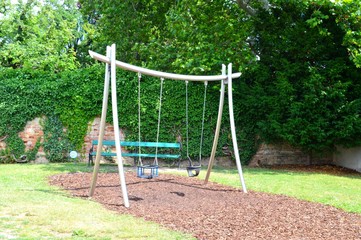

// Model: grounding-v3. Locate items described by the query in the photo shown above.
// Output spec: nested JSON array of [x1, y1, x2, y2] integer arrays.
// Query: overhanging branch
[[236, 0, 270, 16]]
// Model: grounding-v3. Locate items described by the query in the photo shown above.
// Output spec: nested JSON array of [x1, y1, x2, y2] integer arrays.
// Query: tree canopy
[[0, 0, 360, 162], [78, 0, 361, 158], [0, 0, 82, 71], [238, 0, 361, 155]]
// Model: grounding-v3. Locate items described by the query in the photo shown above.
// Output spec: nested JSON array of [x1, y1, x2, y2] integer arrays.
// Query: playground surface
[[49, 170, 361, 240]]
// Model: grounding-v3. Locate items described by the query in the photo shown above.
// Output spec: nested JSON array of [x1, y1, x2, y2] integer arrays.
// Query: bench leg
[[88, 154, 93, 166]]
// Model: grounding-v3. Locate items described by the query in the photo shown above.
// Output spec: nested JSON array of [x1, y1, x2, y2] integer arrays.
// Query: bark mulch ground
[[49, 167, 361, 240]]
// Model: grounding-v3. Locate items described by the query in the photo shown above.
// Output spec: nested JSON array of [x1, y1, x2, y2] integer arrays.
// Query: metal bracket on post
[[224, 76, 229, 85]]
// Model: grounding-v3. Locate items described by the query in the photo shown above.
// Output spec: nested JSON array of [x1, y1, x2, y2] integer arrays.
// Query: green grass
[[1, 163, 360, 239], [198, 166, 361, 214], [0, 163, 194, 240]]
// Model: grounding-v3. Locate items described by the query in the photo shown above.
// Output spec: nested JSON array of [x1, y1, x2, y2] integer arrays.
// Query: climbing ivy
[[42, 115, 73, 162], [0, 65, 232, 163], [113, 73, 231, 161]]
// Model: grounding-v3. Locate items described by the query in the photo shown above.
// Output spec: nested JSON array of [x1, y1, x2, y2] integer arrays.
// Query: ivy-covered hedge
[[0, 65, 238, 163], [235, 2, 361, 157], [0, 66, 104, 162]]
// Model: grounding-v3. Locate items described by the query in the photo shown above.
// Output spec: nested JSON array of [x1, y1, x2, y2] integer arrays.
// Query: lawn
[[0, 164, 194, 240], [0, 163, 360, 239], [202, 166, 361, 214]]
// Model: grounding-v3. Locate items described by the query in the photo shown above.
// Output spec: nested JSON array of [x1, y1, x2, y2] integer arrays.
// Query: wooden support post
[[227, 63, 247, 193], [89, 46, 111, 197], [205, 65, 226, 183], [110, 44, 130, 207], [88, 45, 247, 207]]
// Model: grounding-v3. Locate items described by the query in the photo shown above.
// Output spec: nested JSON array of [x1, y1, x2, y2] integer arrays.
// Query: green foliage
[[0, 0, 81, 71], [2, 0, 361, 165], [78, 1, 174, 64], [135, 0, 254, 74], [53, 66, 105, 149], [26, 138, 41, 161], [79, 0, 253, 162], [0, 66, 102, 161], [238, 1, 361, 157], [303, 0, 361, 67], [0, 65, 227, 163], [6, 135, 25, 159], [42, 116, 72, 162], [0, 68, 51, 162], [114, 73, 229, 160], [0, 135, 40, 163], [0, 148, 13, 164]]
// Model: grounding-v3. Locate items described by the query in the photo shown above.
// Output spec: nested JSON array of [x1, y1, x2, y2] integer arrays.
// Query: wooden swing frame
[[88, 44, 247, 208]]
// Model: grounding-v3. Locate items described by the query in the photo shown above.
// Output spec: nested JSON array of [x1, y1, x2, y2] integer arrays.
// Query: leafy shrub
[[42, 116, 72, 162]]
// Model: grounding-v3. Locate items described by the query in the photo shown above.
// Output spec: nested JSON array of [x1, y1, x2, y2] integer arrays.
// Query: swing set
[[88, 44, 247, 208], [135, 72, 206, 178]]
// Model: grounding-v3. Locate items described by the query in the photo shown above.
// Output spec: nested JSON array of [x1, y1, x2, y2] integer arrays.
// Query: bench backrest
[[91, 140, 180, 148]]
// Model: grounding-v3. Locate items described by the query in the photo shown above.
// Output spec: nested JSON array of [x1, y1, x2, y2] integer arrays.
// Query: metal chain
[[154, 78, 164, 165], [137, 72, 142, 166], [185, 81, 190, 161], [199, 81, 208, 164]]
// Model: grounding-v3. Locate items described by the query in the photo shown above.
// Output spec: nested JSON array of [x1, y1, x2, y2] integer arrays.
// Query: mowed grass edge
[[198, 166, 361, 214], [0, 163, 195, 240]]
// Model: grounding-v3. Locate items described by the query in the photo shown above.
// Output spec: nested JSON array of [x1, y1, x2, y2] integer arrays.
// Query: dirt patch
[[49, 170, 361, 240]]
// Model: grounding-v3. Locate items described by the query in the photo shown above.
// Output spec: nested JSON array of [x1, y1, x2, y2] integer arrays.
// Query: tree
[[237, 0, 361, 67], [133, 0, 253, 74], [0, 0, 81, 72], [74, 0, 361, 162], [78, 1, 174, 64], [237, 0, 361, 157]]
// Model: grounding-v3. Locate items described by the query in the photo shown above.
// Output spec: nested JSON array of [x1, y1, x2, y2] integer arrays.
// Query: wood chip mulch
[[49, 171, 361, 240]]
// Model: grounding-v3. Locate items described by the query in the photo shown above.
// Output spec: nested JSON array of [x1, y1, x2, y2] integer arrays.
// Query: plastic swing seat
[[137, 165, 159, 179], [186, 165, 201, 177]]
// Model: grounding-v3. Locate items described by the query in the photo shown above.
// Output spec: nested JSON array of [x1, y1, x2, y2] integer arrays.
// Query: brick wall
[[18, 117, 45, 153], [1, 117, 333, 166], [83, 117, 125, 155], [0, 117, 125, 163]]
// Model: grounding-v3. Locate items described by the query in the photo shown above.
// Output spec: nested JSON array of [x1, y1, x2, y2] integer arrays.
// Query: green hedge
[[0, 66, 237, 163]]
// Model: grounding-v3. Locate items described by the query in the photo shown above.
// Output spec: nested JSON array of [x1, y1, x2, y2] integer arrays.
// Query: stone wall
[[83, 118, 131, 164], [18, 118, 44, 152], [0, 117, 334, 167], [18, 117, 47, 163], [0, 117, 126, 163], [83, 117, 124, 155], [249, 142, 332, 167]]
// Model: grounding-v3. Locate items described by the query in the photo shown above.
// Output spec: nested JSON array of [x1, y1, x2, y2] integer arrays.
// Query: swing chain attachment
[[137, 72, 142, 167], [185, 80, 206, 177]]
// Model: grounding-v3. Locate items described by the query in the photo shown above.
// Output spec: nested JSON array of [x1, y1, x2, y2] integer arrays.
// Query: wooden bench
[[88, 140, 181, 178]]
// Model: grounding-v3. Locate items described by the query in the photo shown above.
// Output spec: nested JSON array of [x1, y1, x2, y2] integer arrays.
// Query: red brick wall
[[1, 117, 333, 165], [83, 117, 125, 156], [18, 117, 45, 154], [0, 117, 124, 163]]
